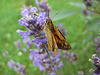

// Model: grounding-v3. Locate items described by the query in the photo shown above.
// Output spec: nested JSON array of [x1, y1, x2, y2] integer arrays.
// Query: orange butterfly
[[44, 18, 71, 55]]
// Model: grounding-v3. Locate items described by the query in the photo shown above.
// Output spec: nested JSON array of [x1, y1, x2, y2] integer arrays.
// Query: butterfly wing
[[53, 26, 71, 50], [44, 25, 58, 55]]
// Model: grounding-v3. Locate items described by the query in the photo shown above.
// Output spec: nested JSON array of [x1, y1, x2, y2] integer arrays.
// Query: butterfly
[[44, 18, 71, 55]]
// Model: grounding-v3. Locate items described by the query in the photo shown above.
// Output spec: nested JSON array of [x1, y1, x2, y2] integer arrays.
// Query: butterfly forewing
[[44, 24, 58, 55]]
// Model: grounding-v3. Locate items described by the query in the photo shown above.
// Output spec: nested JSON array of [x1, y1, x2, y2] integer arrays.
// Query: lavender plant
[[78, 71, 84, 75], [89, 31, 100, 75], [89, 54, 100, 75], [7, 0, 76, 75], [82, 0, 100, 24], [7, 59, 26, 75], [14, 38, 32, 52], [82, 1, 100, 75], [64, 51, 77, 64], [94, 31, 100, 53], [14, 0, 66, 75], [14, 40, 22, 50]]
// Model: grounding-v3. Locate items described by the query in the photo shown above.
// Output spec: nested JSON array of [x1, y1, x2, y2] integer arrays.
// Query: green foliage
[[85, 18, 100, 31], [69, 2, 85, 8]]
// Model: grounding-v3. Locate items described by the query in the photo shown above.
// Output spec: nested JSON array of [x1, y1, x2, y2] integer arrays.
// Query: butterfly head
[[45, 18, 54, 30], [46, 18, 52, 24]]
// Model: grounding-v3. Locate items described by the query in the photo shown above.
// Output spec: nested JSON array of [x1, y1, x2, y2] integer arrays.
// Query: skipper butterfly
[[44, 18, 71, 55]]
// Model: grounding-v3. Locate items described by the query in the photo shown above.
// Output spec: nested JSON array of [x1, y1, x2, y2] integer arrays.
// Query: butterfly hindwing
[[53, 26, 71, 50]]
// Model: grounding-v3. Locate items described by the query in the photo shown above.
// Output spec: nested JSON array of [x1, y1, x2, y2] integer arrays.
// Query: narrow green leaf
[[85, 18, 100, 31], [50, 10, 80, 21], [69, 2, 85, 8], [83, 35, 93, 44]]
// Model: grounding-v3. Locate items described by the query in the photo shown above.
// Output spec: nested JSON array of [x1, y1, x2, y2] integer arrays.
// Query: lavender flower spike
[[8, 59, 26, 75], [89, 54, 100, 75], [14, 40, 22, 49], [17, 1, 67, 74]]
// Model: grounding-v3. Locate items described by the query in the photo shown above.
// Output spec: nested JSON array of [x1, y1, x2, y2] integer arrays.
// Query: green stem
[[45, 48, 56, 72]]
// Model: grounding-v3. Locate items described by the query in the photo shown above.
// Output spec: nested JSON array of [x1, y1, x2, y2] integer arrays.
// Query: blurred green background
[[0, 0, 98, 75]]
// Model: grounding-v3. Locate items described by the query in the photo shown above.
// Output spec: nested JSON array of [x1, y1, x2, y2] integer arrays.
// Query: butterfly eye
[[47, 19, 51, 23], [46, 20, 48, 23], [49, 20, 52, 23], [46, 19, 49, 23]]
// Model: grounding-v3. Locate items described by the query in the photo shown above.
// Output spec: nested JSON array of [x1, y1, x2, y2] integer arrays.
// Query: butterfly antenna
[[51, 12, 58, 19], [47, 9, 49, 18]]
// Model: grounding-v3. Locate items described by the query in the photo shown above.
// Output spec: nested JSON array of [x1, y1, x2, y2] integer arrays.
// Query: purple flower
[[58, 61, 63, 67], [50, 72, 56, 75], [23, 37, 32, 48], [35, 0, 39, 4], [86, 1, 92, 7], [14, 40, 22, 49], [37, 12, 47, 25], [32, 37, 44, 44], [83, 0, 93, 7], [18, 18, 26, 25], [93, 73, 100, 75], [18, 7, 47, 38], [35, 0, 51, 16], [30, 49, 63, 73], [16, 62, 20, 66], [22, 48, 27, 52], [7, 59, 26, 75], [30, 7, 38, 13], [32, 34, 47, 49], [38, 64, 45, 71], [64, 51, 77, 63], [18, 6, 47, 33], [85, 20, 88, 24], [94, 37, 98, 42], [16, 29, 29, 39], [82, 9, 91, 16], [7, 59, 15, 68], [86, 10, 90, 14], [16, 65, 26, 75], [21, 9, 29, 17], [54, 66, 58, 70]]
